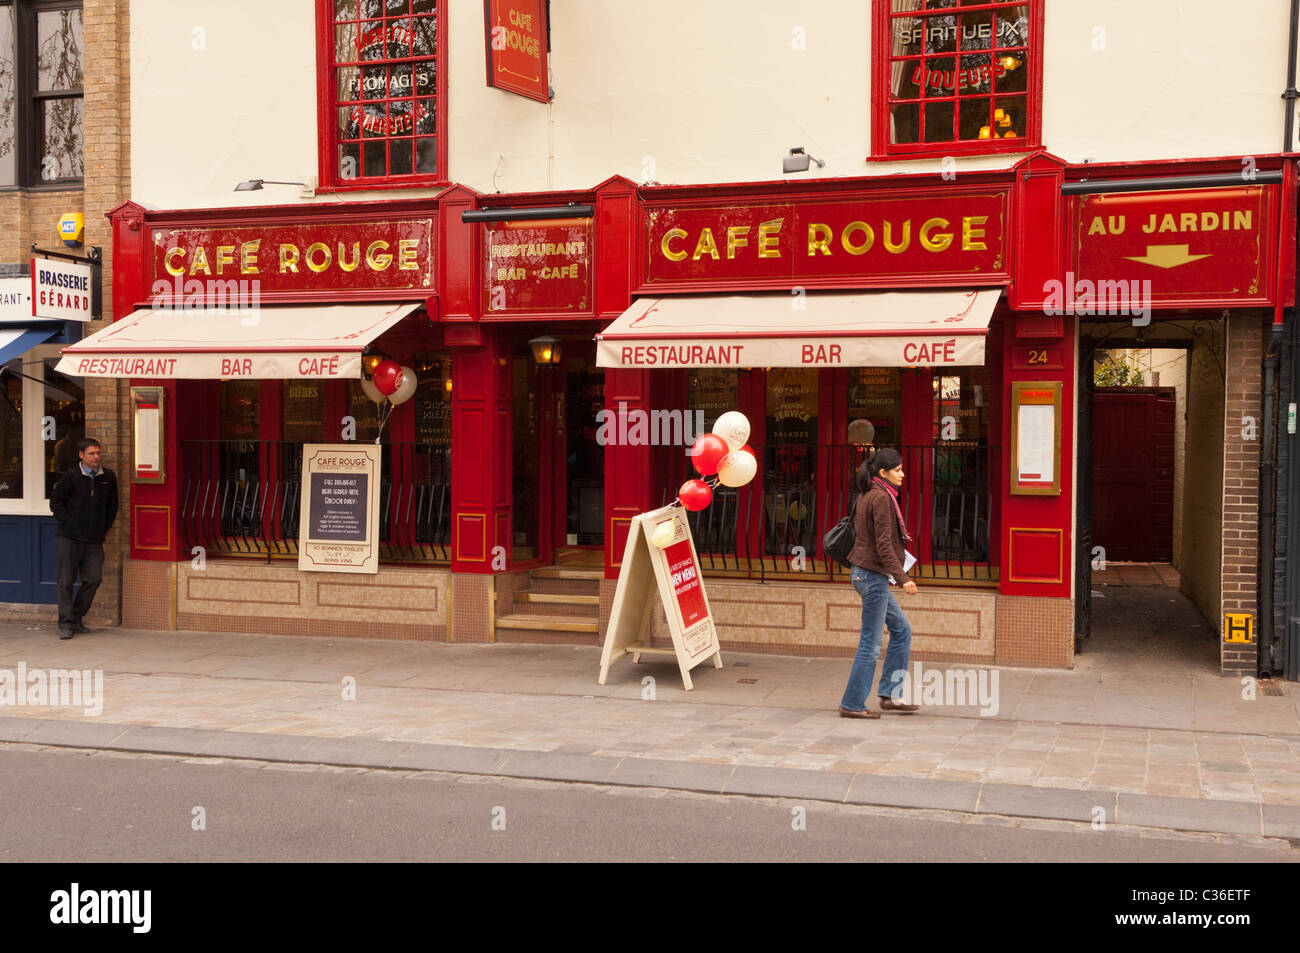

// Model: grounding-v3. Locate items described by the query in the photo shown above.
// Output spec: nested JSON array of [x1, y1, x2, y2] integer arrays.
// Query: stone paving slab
[[3, 622, 1300, 837]]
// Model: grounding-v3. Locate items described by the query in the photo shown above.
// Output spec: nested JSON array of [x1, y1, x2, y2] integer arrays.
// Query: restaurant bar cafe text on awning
[[56, 302, 421, 379], [595, 288, 1001, 368]]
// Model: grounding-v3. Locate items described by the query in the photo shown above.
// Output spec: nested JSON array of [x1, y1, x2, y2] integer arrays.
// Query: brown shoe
[[878, 697, 919, 713], [838, 705, 881, 719]]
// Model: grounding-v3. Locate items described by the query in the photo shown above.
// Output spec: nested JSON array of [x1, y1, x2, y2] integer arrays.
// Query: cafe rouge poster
[[298, 445, 382, 574]]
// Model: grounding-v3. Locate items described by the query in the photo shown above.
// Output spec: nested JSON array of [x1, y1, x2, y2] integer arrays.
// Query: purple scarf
[[872, 476, 912, 543]]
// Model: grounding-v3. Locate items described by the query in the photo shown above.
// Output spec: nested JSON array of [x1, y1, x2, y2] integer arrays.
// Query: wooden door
[[1091, 388, 1175, 561]]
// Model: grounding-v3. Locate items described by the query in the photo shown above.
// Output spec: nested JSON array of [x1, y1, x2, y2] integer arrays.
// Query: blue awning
[[0, 325, 60, 366]]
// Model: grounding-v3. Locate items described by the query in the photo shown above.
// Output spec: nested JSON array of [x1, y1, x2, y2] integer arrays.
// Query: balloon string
[[374, 401, 394, 444]]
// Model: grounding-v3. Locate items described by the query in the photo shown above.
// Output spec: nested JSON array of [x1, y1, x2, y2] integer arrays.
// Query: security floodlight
[[783, 147, 825, 174], [233, 179, 308, 192]]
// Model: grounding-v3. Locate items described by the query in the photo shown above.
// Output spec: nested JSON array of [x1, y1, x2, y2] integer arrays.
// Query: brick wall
[[0, 0, 130, 624], [1180, 318, 1226, 630], [1219, 313, 1264, 676]]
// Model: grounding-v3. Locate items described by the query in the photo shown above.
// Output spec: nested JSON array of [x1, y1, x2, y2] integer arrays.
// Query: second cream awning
[[595, 288, 1001, 369], [56, 302, 420, 379]]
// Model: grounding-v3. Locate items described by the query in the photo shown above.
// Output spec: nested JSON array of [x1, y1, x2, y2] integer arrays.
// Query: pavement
[[1, 583, 1299, 841]]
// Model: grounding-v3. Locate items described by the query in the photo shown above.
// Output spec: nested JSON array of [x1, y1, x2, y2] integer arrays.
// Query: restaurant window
[[42, 356, 82, 495], [346, 379, 382, 443], [765, 367, 818, 556], [930, 364, 992, 564], [873, 0, 1040, 158], [318, 0, 444, 191], [847, 367, 902, 450], [282, 380, 325, 444], [0, 1, 84, 188], [0, 346, 86, 509], [0, 358, 21, 498]]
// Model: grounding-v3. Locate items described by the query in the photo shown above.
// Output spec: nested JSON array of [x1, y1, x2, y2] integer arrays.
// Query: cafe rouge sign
[[149, 219, 435, 297], [641, 189, 1008, 289], [1070, 186, 1273, 305]]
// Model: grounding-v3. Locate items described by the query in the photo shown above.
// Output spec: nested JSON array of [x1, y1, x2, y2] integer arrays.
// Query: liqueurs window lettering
[[331, 0, 438, 183], [884, 0, 1032, 152]]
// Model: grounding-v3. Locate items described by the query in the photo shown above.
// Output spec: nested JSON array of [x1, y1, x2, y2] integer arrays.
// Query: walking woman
[[838, 448, 920, 718]]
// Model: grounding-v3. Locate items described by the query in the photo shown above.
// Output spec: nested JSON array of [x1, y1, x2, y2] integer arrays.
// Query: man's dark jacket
[[49, 465, 118, 544]]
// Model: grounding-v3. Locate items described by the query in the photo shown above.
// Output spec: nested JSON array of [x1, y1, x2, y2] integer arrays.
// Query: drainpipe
[[1262, 0, 1300, 676]]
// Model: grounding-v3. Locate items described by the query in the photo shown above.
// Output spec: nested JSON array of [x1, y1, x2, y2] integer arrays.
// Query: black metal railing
[[657, 443, 998, 583], [181, 440, 451, 562]]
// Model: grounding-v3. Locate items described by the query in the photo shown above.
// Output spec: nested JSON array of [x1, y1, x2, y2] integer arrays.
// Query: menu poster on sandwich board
[[298, 444, 381, 574], [598, 504, 723, 691]]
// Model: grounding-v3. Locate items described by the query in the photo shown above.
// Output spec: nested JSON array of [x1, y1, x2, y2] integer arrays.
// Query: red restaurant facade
[[85, 152, 1295, 676]]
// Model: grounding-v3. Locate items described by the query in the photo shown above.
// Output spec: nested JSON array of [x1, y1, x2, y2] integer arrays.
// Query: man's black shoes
[[58, 626, 74, 640]]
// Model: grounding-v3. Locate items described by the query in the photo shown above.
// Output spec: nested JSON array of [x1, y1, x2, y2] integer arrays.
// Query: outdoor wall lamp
[[529, 334, 562, 365], [783, 147, 825, 174], [234, 179, 308, 192], [361, 350, 387, 375]]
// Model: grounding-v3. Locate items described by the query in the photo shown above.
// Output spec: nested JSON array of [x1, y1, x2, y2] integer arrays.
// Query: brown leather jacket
[[846, 485, 910, 584]]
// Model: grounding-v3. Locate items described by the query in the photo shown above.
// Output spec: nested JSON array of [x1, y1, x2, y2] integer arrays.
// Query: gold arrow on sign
[[1121, 244, 1213, 269]]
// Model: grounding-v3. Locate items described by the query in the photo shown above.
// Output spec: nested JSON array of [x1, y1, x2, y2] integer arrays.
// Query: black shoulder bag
[[822, 492, 860, 569]]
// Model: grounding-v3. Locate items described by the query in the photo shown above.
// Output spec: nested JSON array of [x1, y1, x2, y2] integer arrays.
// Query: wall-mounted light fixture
[[529, 334, 562, 365], [234, 178, 317, 199], [783, 147, 825, 174]]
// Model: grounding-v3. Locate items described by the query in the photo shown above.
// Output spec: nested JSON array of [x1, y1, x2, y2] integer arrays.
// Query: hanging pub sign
[[31, 256, 93, 321], [640, 187, 1009, 290], [1068, 185, 1276, 308], [483, 218, 591, 314], [598, 504, 723, 691], [484, 0, 549, 103], [298, 444, 382, 574], [149, 219, 435, 300]]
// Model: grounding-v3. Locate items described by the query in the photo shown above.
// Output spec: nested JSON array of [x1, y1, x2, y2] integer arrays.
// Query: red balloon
[[689, 433, 730, 476], [678, 478, 713, 511], [741, 443, 755, 458], [372, 360, 402, 396]]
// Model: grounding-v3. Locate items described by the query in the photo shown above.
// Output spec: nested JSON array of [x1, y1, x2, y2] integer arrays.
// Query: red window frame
[[871, 0, 1044, 159], [315, 0, 448, 193]]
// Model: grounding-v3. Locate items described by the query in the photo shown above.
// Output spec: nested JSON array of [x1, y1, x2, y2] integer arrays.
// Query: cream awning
[[595, 289, 1001, 369], [56, 302, 421, 379]]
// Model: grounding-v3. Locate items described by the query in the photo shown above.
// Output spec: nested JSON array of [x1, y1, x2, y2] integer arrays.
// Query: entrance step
[[495, 613, 599, 634], [521, 577, 600, 596], [514, 591, 599, 606], [530, 566, 603, 581]]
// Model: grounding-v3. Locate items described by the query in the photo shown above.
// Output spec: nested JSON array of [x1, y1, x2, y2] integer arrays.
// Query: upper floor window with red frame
[[872, 0, 1042, 158], [318, 0, 445, 191]]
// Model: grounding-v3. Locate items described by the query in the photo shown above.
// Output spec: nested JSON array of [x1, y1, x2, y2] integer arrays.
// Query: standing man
[[49, 438, 118, 639]]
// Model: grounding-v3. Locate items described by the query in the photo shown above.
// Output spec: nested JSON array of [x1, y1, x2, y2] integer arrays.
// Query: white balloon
[[649, 521, 676, 549], [712, 410, 751, 451], [716, 449, 757, 487], [389, 366, 418, 406], [359, 375, 385, 405]]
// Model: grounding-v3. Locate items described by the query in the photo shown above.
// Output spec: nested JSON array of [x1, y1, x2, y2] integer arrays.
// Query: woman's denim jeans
[[839, 566, 912, 711]]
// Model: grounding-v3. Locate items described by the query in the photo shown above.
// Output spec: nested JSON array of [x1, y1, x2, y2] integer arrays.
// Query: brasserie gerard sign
[[640, 189, 1009, 289]]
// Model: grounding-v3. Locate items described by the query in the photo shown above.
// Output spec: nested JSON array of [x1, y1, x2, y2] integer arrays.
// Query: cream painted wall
[[130, 0, 1300, 209], [1043, 0, 1297, 162]]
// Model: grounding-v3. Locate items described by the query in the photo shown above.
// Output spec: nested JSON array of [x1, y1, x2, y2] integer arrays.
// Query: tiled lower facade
[[123, 558, 450, 640], [601, 576, 1072, 668], [119, 559, 1074, 665]]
